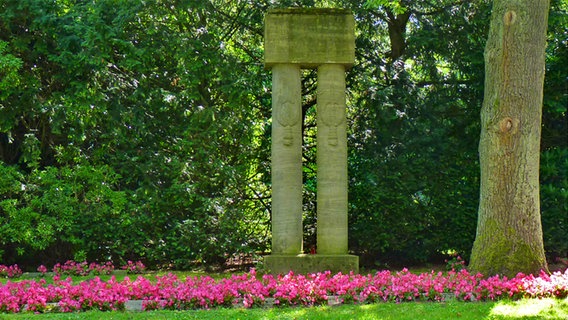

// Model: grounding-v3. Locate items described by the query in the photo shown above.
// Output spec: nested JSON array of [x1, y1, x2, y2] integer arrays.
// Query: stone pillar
[[317, 64, 348, 255], [264, 8, 358, 274], [271, 64, 303, 255]]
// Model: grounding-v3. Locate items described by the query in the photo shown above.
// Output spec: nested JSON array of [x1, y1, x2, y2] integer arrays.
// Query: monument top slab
[[267, 8, 352, 15], [264, 8, 355, 69]]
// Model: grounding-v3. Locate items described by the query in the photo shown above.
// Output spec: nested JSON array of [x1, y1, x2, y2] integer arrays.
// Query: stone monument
[[264, 8, 359, 274]]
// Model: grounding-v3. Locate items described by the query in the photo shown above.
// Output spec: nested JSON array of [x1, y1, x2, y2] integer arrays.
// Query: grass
[[0, 298, 566, 320], [490, 297, 568, 319]]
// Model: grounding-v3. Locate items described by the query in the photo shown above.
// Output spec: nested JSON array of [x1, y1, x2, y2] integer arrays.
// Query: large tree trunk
[[470, 0, 550, 278]]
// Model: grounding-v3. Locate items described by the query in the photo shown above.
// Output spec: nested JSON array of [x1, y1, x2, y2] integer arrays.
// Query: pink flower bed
[[33, 260, 145, 277], [0, 267, 567, 313], [0, 265, 22, 278], [51, 261, 116, 276]]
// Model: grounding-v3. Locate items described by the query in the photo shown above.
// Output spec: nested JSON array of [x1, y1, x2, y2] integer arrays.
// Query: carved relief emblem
[[275, 95, 300, 146]]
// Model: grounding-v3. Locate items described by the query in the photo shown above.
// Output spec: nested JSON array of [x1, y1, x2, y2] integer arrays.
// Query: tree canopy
[[0, 0, 566, 270]]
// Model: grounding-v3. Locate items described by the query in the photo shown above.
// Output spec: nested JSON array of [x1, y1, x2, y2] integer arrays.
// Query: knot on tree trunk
[[503, 10, 517, 26], [498, 117, 519, 134]]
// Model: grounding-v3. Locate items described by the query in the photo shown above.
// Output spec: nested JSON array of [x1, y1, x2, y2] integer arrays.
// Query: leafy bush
[[0, 163, 128, 266], [0, 0, 564, 271], [540, 148, 568, 259]]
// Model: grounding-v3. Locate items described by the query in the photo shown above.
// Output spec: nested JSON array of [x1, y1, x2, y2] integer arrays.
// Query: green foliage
[[540, 1, 567, 259], [0, 0, 565, 270], [345, 0, 488, 265], [0, 0, 271, 269], [0, 162, 127, 264], [0, 41, 22, 100], [541, 148, 568, 258], [364, 0, 407, 14]]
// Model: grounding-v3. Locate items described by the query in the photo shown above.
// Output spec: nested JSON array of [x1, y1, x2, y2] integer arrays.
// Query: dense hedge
[[0, 0, 566, 270]]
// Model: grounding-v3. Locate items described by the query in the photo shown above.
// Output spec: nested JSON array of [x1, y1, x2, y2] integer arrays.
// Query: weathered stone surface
[[264, 8, 357, 274], [264, 8, 355, 68], [264, 254, 359, 275], [125, 300, 144, 311], [316, 64, 348, 255], [271, 64, 303, 255]]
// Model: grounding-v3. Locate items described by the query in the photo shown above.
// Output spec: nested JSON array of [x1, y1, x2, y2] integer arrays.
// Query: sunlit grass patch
[[489, 297, 568, 319]]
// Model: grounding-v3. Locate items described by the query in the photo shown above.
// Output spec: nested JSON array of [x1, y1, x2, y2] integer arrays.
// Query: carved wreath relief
[[274, 95, 300, 146], [319, 88, 346, 146]]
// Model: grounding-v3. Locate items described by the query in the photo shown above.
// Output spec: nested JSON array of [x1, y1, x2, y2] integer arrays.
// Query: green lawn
[[1, 298, 566, 320]]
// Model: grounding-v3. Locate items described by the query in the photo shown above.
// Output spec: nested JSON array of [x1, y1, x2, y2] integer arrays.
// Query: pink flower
[[0, 264, 566, 313]]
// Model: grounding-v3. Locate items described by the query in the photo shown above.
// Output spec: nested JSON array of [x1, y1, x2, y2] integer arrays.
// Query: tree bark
[[386, 9, 410, 60], [470, 0, 550, 277]]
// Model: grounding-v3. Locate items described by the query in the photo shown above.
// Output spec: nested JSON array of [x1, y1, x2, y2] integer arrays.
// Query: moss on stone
[[264, 8, 355, 68]]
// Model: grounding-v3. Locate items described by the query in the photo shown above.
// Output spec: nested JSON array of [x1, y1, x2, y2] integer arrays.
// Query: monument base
[[263, 254, 359, 275]]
